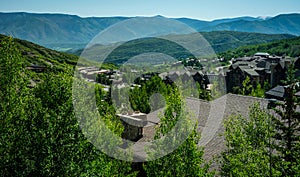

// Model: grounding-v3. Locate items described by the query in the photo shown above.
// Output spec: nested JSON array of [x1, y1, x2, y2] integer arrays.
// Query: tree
[[143, 88, 214, 176], [129, 75, 168, 113], [241, 76, 253, 95], [236, 76, 265, 98], [220, 103, 281, 176], [0, 36, 136, 176], [271, 64, 300, 176], [33, 71, 135, 176], [250, 82, 265, 98]]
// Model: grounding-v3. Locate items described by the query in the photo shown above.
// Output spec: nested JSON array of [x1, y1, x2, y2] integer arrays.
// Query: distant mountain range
[[0, 12, 299, 51]]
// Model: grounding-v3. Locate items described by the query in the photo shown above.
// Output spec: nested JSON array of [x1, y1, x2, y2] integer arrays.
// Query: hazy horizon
[[1, 0, 299, 21]]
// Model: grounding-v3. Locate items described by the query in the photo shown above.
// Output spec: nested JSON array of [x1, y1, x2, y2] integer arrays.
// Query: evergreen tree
[[271, 64, 300, 176]]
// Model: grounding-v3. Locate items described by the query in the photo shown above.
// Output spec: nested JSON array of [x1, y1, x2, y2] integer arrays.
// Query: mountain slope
[[0, 12, 128, 46], [76, 31, 295, 64], [176, 16, 263, 31], [201, 31, 295, 53], [0, 34, 79, 71], [201, 13, 300, 36], [218, 36, 300, 62]]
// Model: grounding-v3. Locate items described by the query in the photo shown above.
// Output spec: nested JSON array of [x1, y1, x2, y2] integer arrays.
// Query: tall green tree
[[271, 64, 300, 176], [143, 88, 214, 176], [129, 75, 168, 113]]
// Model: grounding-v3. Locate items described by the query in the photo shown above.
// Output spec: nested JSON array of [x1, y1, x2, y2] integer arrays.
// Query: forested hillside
[[202, 31, 295, 53], [0, 34, 79, 71], [74, 32, 294, 64], [219, 36, 300, 62]]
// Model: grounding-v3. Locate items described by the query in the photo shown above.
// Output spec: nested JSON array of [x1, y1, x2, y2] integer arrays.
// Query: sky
[[1, 0, 300, 21]]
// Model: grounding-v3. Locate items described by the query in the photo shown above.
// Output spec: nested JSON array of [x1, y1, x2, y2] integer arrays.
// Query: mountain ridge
[[0, 12, 299, 51]]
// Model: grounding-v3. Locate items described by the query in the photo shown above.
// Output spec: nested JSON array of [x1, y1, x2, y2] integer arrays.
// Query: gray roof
[[266, 85, 286, 98], [137, 94, 270, 164], [243, 68, 260, 76], [198, 94, 269, 162], [254, 52, 270, 57]]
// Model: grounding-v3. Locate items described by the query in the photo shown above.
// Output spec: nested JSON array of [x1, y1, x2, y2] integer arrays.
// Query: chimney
[[270, 63, 277, 87]]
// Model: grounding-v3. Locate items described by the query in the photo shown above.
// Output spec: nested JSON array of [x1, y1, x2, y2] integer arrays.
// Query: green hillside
[[76, 31, 295, 64], [219, 36, 300, 62], [201, 31, 295, 53], [0, 34, 79, 72]]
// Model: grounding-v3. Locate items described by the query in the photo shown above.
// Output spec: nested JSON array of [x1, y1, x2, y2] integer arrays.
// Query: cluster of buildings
[[78, 52, 300, 101], [225, 53, 300, 98], [78, 65, 222, 92]]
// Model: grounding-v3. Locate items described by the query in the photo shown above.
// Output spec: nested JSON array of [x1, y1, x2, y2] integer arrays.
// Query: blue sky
[[1, 0, 299, 20]]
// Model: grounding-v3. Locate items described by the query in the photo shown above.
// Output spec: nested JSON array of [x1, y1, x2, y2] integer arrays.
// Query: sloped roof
[[254, 52, 270, 57], [256, 60, 267, 68], [265, 85, 286, 99], [136, 91, 300, 163], [137, 94, 270, 163], [199, 94, 269, 162], [243, 68, 260, 76]]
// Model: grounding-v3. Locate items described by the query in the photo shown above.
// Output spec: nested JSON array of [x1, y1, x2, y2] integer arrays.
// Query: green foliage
[[271, 64, 300, 176], [0, 34, 79, 73], [143, 89, 214, 176], [0, 36, 135, 176], [105, 37, 194, 64], [219, 36, 300, 63], [221, 103, 281, 176], [96, 73, 111, 85], [182, 58, 203, 69], [129, 75, 169, 113], [209, 79, 226, 100], [72, 31, 294, 64], [0, 36, 35, 176], [201, 31, 295, 54], [235, 76, 265, 98]]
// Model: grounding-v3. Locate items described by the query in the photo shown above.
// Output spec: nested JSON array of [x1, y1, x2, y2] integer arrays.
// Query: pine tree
[[271, 64, 300, 176]]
